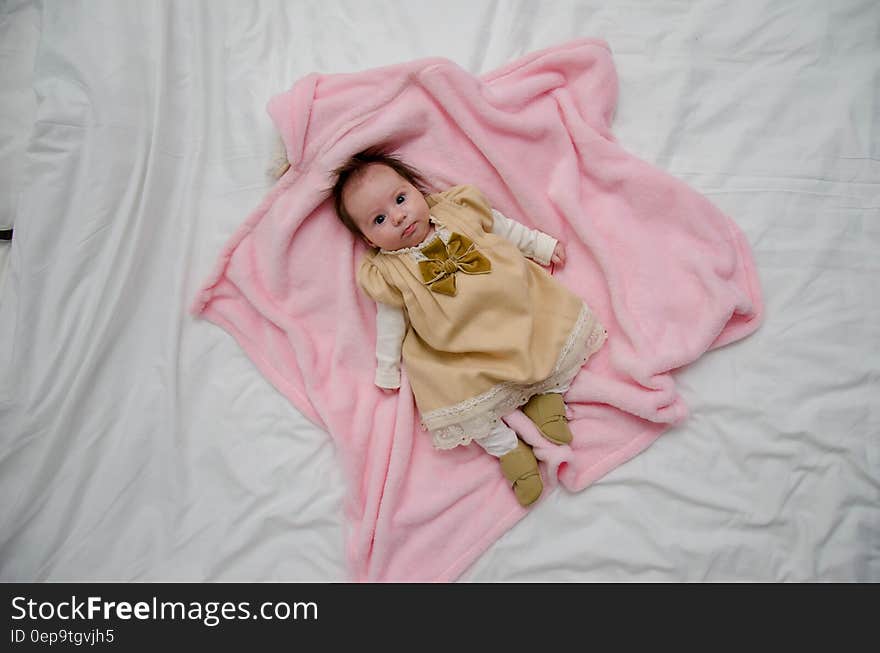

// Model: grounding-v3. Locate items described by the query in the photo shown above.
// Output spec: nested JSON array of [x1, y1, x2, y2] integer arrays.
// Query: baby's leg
[[472, 420, 518, 457], [473, 420, 543, 507]]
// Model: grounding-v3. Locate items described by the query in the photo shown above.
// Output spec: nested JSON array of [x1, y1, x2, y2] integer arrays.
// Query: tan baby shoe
[[499, 438, 543, 507], [522, 393, 572, 445]]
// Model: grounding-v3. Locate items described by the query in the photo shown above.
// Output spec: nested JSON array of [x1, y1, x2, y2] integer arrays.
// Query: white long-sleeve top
[[372, 209, 558, 389]]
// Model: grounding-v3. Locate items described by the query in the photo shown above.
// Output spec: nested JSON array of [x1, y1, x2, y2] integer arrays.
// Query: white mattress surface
[[1, 0, 877, 582]]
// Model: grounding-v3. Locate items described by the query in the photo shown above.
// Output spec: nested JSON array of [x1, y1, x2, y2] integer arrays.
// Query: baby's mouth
[[402, 223, 416, 237]]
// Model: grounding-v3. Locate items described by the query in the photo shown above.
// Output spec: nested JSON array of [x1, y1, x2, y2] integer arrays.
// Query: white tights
[[473, 420, 521, 457]]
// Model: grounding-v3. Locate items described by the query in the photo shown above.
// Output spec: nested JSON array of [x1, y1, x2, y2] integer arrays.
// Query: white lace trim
[[423, 304, 608, 450], [379, 216, 449, 256]]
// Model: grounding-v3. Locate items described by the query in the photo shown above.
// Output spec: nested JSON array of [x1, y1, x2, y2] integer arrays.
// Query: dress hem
[[423, 304, 607, 450]]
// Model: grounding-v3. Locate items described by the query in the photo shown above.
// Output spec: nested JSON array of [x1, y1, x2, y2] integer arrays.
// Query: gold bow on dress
[[418, 232, 491, 296]]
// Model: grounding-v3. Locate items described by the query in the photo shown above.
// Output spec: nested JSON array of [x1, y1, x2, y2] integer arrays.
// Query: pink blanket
[[191, 38, 763, 581]]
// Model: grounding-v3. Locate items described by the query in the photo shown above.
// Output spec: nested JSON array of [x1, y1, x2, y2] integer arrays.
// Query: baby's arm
[[490, 209, 558, 266], [374, 301, 406, 390]]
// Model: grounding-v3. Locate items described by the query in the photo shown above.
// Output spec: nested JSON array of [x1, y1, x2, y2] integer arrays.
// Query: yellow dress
[[357, 185, 606, 449]]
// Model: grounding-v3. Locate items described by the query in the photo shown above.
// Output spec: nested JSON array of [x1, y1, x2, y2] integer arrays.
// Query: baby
[[331, 147, 607, 506]]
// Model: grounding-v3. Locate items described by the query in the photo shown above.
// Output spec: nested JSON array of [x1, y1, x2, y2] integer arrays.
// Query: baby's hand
[[551, 242, 566, 267]]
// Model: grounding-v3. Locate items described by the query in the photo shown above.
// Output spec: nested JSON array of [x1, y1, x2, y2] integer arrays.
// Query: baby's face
[[343, 164, 431, 251]]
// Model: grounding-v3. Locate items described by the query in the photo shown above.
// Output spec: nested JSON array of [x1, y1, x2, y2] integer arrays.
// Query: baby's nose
[[392, 210, 406, 225]]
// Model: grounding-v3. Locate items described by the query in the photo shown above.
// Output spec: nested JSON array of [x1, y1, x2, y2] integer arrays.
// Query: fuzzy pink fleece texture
[[191, 38, 763, 582]]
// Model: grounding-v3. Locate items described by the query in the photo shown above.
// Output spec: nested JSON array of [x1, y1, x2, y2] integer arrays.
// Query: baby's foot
[[522, 393, 572, 445], [499, 438, 543, 507]]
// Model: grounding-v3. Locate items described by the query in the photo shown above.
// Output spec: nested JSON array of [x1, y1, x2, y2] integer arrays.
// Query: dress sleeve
[[357, 256, 404, 308], [490, 208, 557, 266], [443, 184, 495, 233]]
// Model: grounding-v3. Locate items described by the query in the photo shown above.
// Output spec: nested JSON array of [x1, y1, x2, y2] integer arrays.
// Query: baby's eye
[[374, 214, 386, 225], [396, 194, 405, 204]]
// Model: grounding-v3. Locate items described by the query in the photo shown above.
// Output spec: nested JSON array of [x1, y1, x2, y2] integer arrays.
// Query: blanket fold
[[192, 38, 763, 582]]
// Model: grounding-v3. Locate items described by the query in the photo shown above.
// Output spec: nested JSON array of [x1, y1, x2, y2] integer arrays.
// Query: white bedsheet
[[1, 0, 877, 582]]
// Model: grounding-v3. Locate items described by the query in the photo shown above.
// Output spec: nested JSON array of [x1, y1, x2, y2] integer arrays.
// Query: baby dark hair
[[330, 147, 431, 238]]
